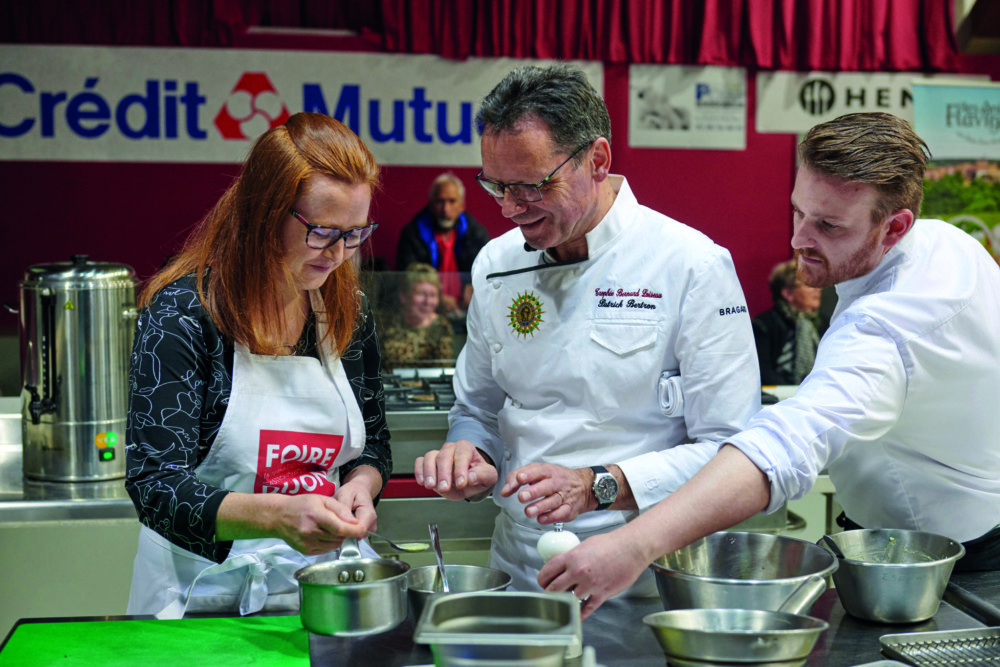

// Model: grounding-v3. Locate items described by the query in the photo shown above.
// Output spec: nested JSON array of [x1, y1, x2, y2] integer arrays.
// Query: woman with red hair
[[125, 113, 391, 618]]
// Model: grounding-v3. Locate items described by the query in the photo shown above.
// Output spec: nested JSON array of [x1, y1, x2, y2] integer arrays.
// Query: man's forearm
[[625, 444, 771, 564]]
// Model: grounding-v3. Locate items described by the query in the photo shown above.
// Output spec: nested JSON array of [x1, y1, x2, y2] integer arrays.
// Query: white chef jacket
[[731, 219, 1000, 544], [449, 176, 761, 588]]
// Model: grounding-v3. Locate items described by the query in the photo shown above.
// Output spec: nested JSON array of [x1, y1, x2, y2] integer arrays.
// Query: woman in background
[[125, 113, 391, 618], [379, 262, 454, 371]]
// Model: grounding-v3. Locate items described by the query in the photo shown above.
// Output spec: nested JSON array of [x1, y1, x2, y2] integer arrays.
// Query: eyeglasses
[[475, 143, 590, 203], [290, 209, 377, 250]]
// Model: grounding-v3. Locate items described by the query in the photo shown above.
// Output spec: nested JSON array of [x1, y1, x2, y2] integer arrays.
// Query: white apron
[[127, 291, 375, 618]]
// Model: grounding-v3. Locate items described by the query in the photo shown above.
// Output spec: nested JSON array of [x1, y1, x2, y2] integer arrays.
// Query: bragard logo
[[214, 72, 291, 140]]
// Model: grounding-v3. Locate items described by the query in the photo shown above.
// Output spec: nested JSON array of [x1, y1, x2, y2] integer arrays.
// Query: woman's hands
[[269, 493, 367, 555], [215, 465, 383, 555]]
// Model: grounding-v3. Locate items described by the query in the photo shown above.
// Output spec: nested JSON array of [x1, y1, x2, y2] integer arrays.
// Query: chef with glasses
[[413, 64, 761, 595]]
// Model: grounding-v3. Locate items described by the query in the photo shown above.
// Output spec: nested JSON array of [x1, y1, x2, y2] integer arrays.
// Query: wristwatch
[[590, 465, 619, 511]]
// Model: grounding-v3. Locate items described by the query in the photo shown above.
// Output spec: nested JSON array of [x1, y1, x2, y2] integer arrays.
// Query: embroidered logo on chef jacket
[[594, 287, 662, 310], [508, 291, 545, 338], [255, 430, 344, 495]]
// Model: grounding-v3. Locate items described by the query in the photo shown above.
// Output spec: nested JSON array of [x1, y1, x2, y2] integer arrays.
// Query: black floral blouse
[[125, 274, 392, 563]]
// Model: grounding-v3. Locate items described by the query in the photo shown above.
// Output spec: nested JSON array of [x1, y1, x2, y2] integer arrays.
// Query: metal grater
[[881, 628, 1000, 666]]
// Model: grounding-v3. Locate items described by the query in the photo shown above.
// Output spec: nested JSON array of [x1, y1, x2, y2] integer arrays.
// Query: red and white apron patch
[[255, 430, 344, 495]]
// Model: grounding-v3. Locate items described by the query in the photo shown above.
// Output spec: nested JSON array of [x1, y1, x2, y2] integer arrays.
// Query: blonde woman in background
[[379, 262, 453, 370]]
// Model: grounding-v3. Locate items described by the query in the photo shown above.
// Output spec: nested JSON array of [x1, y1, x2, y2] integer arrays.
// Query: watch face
[[594, 474, 618, 502]]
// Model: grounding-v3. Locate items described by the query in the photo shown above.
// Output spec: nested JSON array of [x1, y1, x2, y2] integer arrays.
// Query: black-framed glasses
[[475, 143, 590, 203], [290, 209, 378, 250]]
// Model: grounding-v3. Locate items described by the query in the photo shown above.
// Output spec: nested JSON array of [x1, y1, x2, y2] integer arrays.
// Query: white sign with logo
[[912, 78, 1000, 160], [0, 45, 602, 165], [628, 64, 746, 150], [755, 71, 987, 134]]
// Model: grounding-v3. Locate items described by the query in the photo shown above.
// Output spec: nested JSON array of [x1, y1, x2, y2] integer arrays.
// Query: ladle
[[428, 523, 450, 593], [822, 534, 847, 560], [366, 530, 429, 553]]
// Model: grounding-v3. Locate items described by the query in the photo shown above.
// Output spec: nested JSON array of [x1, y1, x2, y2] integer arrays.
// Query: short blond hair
[[400, 262, 441, 294]]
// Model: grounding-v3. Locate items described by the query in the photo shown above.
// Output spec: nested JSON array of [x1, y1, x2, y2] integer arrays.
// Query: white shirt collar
[[541, 175, 633, 263], [835, 225, 915, 305]]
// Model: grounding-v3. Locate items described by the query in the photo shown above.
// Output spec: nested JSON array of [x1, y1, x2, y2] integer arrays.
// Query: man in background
[[752, 258, 825, 386], [396, 173, 490, 317]]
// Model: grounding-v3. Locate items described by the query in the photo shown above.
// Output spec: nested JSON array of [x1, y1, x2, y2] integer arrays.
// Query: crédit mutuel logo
[[214, 72, 290, 140], [0, 70, 290, 141]]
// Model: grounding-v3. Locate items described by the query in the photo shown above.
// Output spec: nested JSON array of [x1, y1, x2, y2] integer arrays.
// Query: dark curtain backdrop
[[3, 0, 959, 72]]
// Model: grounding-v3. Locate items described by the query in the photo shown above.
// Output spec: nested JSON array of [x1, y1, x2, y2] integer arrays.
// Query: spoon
[[822, 534, 847, 560], [367, 530, 429, 553], [428, 523, 450, 593]]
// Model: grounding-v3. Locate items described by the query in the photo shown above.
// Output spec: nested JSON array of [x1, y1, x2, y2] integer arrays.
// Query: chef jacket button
[[504, 451, 512, 461], [492, 281, 502, 289], [511, 399, 522, 408], [492, 342, 502, 353]]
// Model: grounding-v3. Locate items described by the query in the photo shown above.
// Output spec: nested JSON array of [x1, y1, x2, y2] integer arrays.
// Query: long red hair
[[139, 113, 381, 355]]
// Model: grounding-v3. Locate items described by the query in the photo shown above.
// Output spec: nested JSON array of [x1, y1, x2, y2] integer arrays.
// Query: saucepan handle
[[338, 537, 362, 560], [778, 575, 828, 615]]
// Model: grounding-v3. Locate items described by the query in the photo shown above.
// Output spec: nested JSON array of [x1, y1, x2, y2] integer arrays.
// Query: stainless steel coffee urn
[[18, 255, 138, 481]]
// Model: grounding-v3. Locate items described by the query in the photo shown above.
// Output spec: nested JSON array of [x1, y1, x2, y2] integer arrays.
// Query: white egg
[[537, 524, 581, 563]]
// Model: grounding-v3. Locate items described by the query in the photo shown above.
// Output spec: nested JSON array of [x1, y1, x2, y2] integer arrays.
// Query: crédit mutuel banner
[[0, 45, 602, 165]]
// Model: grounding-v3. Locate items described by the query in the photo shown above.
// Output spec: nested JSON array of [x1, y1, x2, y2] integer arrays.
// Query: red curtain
[[380, 0, 960, 72], [2, 0, 959, 72], [0, 0, 383, 47]]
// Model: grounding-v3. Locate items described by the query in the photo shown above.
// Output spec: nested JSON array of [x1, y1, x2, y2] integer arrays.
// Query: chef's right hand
[[273, 493, 367, 556], [415, 440, 497, 501], [539, 530, 648, 620]]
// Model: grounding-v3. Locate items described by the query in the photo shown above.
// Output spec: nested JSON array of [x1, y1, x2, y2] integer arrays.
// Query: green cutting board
[[0, 615, 309, 666]]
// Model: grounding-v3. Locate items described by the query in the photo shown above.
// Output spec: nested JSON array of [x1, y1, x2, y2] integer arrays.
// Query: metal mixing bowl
[[644, 607, 828, 665], [821, 529, 965, 623], [407, 564, 511, 620], [650, 531, 838, 611]]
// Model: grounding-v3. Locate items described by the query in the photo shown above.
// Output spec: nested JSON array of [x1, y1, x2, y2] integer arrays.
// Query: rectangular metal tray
[[881, 627, 1000, 666]]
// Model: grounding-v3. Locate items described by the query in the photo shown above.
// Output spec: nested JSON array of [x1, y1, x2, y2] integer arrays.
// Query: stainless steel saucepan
[[642, 575, 829, 666], [295, 537, 410, 636]]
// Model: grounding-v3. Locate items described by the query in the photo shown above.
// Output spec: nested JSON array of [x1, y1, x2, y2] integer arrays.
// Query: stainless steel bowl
[[821, 529, 965, 623], [643, 575, 829, 665], [413, 591, 580, 667], [407, 564, 511, 620], [644, 607, 828, 665], [650, 531, 838, 611]]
